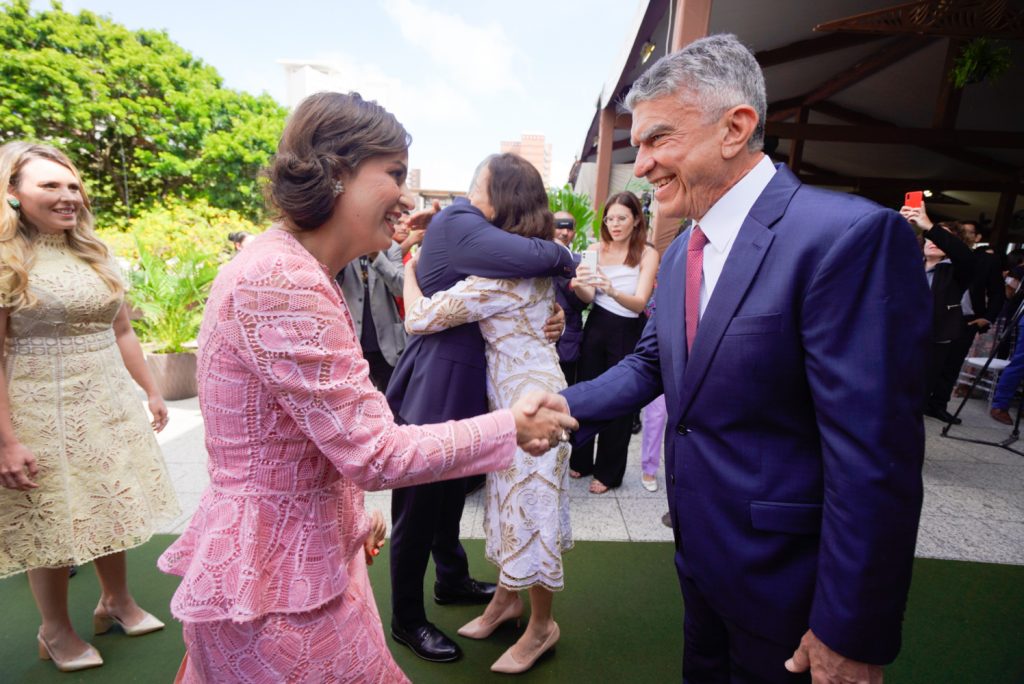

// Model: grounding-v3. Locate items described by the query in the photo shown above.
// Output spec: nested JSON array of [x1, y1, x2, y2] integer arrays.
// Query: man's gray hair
[[625, 34, 766, 152], [468, 154, 498, 195]]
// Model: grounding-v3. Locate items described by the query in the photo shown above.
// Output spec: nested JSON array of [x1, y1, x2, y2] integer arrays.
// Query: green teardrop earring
[[6, 197, 20, 210]]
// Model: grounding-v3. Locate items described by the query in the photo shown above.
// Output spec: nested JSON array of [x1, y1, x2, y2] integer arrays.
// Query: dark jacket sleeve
[[923, 226, 975, 291], [445, 204, 574, 279]]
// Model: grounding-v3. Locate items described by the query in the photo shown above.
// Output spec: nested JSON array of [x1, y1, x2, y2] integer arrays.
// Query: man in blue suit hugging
[[557, 34, 930, 682]]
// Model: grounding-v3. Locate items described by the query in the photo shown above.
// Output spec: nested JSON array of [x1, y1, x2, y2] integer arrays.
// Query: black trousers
[[390, 476, 472, 628], [926, 340, 957, 412], [364, 350, 395, 393], [559, 359, 578, 387], [570, 306, 645, 487]]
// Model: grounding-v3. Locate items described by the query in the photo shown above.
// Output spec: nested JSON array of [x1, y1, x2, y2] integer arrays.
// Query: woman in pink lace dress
[[157, 92, 576, 684]]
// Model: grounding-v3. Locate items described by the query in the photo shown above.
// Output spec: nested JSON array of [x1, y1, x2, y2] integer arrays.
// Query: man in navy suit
[[559, 34, 929, 682], [386, 185, 574, 663]]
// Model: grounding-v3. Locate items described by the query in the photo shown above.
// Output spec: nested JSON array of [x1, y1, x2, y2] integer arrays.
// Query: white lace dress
[[0, 233, 179, 578], [405, 276, 573, 591]]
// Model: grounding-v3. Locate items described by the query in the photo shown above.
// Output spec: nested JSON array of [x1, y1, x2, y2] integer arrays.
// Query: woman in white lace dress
[[403, 153, 571, 675]]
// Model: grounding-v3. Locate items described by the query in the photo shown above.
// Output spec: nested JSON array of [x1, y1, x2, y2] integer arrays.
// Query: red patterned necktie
[[686, 225, 708, 353]]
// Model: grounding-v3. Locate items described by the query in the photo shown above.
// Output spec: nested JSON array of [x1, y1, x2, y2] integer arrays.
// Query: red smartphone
[[905, 191, 923, 208]]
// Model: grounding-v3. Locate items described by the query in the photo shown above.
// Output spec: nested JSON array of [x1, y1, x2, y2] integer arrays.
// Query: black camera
[[555, 218, 575, 230]]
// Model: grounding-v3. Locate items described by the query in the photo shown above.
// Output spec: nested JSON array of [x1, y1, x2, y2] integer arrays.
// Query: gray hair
[[468, 154, 498, 195], [624, 34, 766, 152]]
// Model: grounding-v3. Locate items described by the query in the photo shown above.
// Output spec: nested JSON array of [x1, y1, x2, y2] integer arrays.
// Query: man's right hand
[[511, 391, 577, 455], [0, 441, 39, 490]]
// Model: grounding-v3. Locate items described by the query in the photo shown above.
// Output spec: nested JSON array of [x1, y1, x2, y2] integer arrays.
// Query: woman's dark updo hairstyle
[[265, 91, 411, 230], [484, 153, 554, 240]]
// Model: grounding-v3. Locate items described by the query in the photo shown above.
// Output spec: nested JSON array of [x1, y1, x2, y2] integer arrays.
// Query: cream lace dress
[[405, 275, 574, 591], [0, 233, 179, 578]]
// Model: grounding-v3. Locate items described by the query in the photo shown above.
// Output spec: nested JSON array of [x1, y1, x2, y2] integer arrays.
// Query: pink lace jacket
[[158, 231, 516, 623]]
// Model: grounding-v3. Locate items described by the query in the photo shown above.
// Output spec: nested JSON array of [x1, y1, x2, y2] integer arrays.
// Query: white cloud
[[382, 0, 524, 95], [279, 52, 479, 128]]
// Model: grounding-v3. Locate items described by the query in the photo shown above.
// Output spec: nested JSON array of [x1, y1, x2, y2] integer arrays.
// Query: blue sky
[[40, 0, 641, 190]]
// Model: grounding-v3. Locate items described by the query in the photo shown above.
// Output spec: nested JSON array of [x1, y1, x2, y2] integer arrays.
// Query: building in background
[[500, 133, 552, 187]]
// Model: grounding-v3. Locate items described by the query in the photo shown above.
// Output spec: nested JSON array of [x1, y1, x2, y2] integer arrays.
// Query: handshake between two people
[[510, 391, 578, 456]]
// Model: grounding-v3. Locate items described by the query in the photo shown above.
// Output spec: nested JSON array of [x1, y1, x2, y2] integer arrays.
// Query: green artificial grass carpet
[[0, 536, 1022, 682]]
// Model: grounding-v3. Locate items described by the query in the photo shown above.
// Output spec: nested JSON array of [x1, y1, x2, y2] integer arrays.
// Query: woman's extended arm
[[404, 259, 524, 336], [233, 252, 577, 491], [112, 304, 168, 432], [0, 308, 39, 490]]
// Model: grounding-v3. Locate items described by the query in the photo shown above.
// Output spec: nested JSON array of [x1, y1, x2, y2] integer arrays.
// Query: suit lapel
[[675, 164, 800, 418]]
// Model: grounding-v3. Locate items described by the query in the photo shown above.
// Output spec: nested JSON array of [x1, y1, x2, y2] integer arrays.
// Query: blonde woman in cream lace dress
[[0, 142, 178, 673], [403, 153, 572, 675]]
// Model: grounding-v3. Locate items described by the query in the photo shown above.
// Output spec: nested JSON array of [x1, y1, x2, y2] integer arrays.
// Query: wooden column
[[788, 107, 809, 174], [671, 0, 713, 51], [592, 105, 616, 223], [646, 0, 712, 254], [992, 184, 1020, 253]]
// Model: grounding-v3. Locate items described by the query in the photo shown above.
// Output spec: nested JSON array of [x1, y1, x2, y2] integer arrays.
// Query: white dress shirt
[[696, 154, 777, 316]]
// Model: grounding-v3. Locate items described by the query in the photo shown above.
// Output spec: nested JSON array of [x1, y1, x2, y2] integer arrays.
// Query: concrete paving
[[155, 392, 1024, 565]]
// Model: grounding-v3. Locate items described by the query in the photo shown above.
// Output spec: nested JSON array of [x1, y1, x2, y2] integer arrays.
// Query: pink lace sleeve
[[229, 252, 516, 489]]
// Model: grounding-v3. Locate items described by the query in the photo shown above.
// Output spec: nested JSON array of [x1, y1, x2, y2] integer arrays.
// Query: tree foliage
[[0, 0, 286, 221], [96, 197, 262, 263]]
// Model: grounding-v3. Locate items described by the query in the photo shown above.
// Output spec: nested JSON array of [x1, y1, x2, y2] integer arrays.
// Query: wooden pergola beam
[[766, 121, 1024, 148], [767, 35, 934, 122], [811, 101, 1019, 176], [804, 35, 934, 108], [797, 173, 1024, 195], [932, 37, 963, 130], [755, 33, 883, 68], [814, 0, 1024, 41]]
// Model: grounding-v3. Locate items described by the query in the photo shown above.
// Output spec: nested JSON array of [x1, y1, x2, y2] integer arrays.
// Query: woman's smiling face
[[9, 157, 84, 234]]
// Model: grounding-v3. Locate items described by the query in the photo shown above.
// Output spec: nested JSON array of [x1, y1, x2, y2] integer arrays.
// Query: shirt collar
[[697, 155, 776, 252]]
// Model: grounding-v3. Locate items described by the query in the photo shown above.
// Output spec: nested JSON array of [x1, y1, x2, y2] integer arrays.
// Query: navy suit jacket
[[387, 198, 574, 424], [563, 165, 930, 664], [554, 253, 587, 363]]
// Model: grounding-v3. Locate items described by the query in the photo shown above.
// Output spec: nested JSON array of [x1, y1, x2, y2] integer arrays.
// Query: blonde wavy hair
[[1, 142, 124, 310]]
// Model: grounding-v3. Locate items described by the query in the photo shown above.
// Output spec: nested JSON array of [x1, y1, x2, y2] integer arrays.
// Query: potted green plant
[[128, 239, 219, 400]]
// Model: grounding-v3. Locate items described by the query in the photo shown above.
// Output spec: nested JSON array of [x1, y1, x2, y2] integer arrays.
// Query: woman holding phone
[[571, 192, 659, 493]]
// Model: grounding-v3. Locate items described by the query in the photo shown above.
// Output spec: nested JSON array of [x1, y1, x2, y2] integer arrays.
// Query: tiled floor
[[156, 393, 1024, 565]]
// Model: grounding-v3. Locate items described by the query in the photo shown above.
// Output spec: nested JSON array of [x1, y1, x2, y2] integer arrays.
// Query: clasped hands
[[510, 391, 577, 455]]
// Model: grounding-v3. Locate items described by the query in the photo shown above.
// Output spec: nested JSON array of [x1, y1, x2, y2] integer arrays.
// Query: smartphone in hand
[[580, 251, 598, 283], [905, 191, 923, 208]]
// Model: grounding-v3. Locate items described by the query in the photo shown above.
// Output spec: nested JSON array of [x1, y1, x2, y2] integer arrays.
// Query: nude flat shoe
[[93, 609, 165, 636], [490, 622, 560, 674], [38, 631, 103, 672], [589, 479, 609, 494], [457, 599, 523, 639]]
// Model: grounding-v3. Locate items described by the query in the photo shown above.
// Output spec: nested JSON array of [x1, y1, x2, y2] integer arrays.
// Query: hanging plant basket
[[950, 38, 1012, 89]]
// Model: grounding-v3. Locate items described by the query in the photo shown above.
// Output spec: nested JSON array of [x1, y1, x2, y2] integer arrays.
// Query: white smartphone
[[580, 250, 598, 279]]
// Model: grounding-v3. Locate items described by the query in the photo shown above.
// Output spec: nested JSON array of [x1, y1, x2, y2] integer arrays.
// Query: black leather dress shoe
[[391, 621, 462, 663], [925, 407, 962, 425], [433, 578, 497, 605]]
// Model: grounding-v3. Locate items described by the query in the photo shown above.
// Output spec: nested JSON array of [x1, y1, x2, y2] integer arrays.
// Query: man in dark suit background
[[385, 176, 573, 663], [552, 210, 587, 385], [556, 34, 930, 682]]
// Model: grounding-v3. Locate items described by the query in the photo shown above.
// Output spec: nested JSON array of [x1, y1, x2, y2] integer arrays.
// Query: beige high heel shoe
[[93, 608, 165, 636], [490, 622, 560, 674], [457, 599, 524, 639], [38, 631, 104, 672]]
